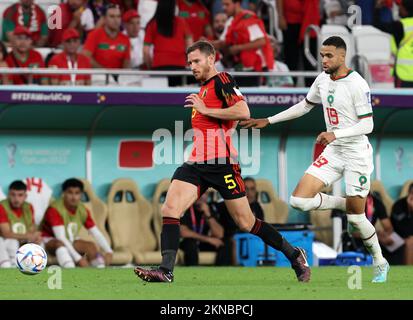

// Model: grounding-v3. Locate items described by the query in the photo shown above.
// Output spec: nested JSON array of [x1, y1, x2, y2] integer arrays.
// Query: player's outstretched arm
[[317, 116, 374, 146], [240, 99, 316, 129], [185, 94, 250, 120]]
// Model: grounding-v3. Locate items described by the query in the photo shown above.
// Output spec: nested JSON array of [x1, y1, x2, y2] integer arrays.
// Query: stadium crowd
[[0, 0, 412, 87]]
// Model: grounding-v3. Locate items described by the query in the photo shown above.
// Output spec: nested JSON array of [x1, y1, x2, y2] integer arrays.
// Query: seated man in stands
[[82, 4, 131, 70], [5, 26, 47, 85], [0, 181, 41, 268], [122, 9, 144, 69], [2, 0, 48, 47], [391, 183, 413, 264], [48, 29, 92, 85], [48, 0, 95, 48], [41, 178, 113, 268], [180, 193, 229, 266]]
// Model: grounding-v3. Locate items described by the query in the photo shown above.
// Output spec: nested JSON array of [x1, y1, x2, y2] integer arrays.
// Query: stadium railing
[[0, 68, 321, 87]]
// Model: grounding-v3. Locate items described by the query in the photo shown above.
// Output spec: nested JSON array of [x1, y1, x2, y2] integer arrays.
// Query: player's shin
[[55, 246, 75, 268], [318, 193, 346, 211], [346, 213, 386, 265], [160, 217, 180, 272], [250, 218, 299, 262]]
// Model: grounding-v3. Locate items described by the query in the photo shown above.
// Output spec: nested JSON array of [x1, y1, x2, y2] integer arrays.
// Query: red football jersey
[[83, 27, 131, 69], [0, 202, 34, 224], [48, 52, 91, 84], [41, 206, 95, 238], [177, 0, 211, 41], [144, 17, 192, 68], [189, 72, 244, 163], [5, 49, 45, 85]]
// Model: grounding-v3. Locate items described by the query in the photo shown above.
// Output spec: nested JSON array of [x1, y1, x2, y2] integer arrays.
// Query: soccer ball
[[16, 243, 47, 275]]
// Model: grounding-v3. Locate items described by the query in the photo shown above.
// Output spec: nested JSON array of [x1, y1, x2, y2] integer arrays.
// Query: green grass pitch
[[0, 266, 412, 300]]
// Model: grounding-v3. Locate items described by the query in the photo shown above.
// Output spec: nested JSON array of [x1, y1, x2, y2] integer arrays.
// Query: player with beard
[[134, 40, 311, 283], [241, 36, 390, 283]]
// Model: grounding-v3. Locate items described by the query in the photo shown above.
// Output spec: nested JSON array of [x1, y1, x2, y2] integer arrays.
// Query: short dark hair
[[105, 3, 121, 15], [9, 180, 27, 192], [62, 178, 84, 192], [408, 182, 413, 194], [322, 36, 347, 51], [186, 40, 216, 57], [244, 177, 256, 184]]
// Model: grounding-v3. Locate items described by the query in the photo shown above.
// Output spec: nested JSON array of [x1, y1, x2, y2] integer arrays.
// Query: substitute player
[[0, 180, 41, 268], [241, 36, 389, 283], [134, 40, 310, 283], [41, 178, 113, 268]]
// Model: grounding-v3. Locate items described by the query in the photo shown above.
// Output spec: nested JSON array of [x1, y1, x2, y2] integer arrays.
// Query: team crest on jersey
[[192, 108, 197, 118], [201, 89, 208, 99], [327, 94, 334, 106]]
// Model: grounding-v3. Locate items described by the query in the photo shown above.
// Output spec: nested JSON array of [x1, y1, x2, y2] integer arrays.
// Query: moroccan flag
[[118, 141, 154, 168]]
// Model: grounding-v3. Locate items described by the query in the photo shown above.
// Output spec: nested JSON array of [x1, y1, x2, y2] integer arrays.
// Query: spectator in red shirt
[[48, 29, 92, 86], [213, 12, 228, 39], [221, 0, 274, 87], [211, 13, 228, 69], [177, 0, 213, 41], [48, 0, 95, 48], [0, 42, 9, 85], [83, 4, 131, 69], [123, 9, 144, 68], [1, 0, 48, 47], [5, 26, 47, 85], [144, 0, 193, 86], [276, 0, 320, 85]]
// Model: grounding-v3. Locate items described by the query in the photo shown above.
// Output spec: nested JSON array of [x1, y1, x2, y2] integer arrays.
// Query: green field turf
[[0, 266, 412, 300]]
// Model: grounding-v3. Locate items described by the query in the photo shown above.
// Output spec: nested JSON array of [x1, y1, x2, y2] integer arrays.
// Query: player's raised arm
[[240, 98, 317, 129]]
